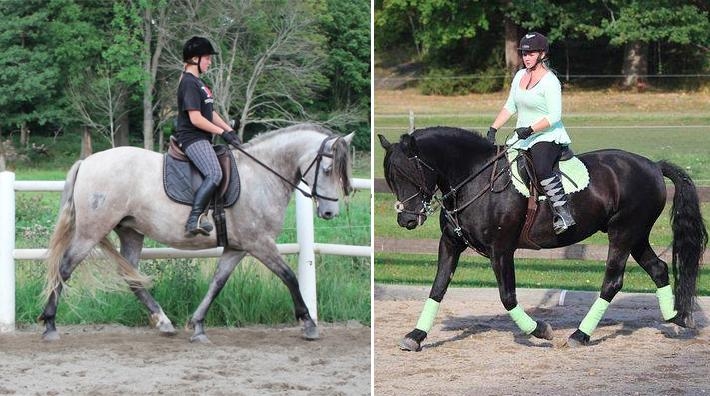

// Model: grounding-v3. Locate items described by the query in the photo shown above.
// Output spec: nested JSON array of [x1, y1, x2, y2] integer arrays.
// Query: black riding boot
[[184, 181, 217, 237], [540, 174, 576, 235]]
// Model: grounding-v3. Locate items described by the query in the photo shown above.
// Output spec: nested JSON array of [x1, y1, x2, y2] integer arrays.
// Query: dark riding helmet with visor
[[183, 36, 218, 74], [518, 32, 549, 68]]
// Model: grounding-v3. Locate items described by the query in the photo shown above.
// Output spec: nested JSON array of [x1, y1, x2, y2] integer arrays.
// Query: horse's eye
[[323, 165, 332, 175]]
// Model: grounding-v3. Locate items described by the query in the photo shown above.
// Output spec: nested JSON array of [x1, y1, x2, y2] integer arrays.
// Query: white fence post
[[295, 182, 317, 323], [0, 171, 16, 333]]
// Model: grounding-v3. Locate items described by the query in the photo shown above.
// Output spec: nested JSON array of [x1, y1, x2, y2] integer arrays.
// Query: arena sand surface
[[0, 323, 370, 395], [375, 284, 710, 396]]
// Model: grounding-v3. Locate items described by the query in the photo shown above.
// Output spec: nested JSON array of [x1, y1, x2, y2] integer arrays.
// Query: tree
[[0, 0, 101, 146], [68, 67, 130, 148]]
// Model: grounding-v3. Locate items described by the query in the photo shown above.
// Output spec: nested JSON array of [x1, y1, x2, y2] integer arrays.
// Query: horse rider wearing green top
[[487, 32, 575, 235]]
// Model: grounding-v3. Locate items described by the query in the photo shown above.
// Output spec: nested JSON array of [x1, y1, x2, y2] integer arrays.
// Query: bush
[[419, 66, 504, 96]]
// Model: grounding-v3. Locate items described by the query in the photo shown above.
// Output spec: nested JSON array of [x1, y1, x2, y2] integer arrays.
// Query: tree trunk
[[80, 125, 93, 159], [115, 97, 130, 147], [0, 125, 6, 171], [621, 40, 648, 90], [20, 121, 29, 148], [504, 17, 520, 83]]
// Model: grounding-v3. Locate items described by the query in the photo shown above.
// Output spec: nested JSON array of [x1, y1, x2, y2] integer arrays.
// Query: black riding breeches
[[184, 139, 223, 188], [528, 141, 564, 180]]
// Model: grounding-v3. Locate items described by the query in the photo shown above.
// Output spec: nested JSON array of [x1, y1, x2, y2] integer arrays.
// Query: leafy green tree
[[0, 0, 102, 146]]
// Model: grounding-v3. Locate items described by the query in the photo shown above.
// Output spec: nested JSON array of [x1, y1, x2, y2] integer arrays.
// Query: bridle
[[390, 155, 439, 225], [233, 135, 343, 204], [389, 145, 510, 249], [300, 135, 341, 202]]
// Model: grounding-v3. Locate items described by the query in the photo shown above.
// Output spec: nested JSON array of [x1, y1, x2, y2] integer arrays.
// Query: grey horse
[[39, 123, 354, 343]]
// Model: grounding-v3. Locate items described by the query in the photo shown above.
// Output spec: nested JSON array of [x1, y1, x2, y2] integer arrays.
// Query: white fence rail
[[0, 171, 372, 332]]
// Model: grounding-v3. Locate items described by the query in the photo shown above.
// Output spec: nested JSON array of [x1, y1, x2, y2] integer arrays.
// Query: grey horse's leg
[[189, 249, 247, 343], [39, 240, 95, 341], [116, 226, 176, 336], [249, 241, 318, 340]]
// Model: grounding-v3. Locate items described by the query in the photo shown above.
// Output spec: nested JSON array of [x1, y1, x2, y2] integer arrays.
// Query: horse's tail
[[660, 160, 708, 319], [42, 160, 82, 302], [43, 161, 150, 303]]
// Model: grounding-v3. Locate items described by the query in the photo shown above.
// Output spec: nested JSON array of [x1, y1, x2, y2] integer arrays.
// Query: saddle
[[163, 136, 241, 246], [507, 147, 589, 249]]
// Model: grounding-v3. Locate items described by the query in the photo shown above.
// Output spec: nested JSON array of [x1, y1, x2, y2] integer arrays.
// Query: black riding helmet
[[183, 36, 218, 73], [518, 32, 549, 53], [518, 32, 549, 68]]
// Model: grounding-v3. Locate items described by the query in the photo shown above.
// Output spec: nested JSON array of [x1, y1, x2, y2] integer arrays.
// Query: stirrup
[[185, 213, 213, 237], [553, 215, 575, 235]]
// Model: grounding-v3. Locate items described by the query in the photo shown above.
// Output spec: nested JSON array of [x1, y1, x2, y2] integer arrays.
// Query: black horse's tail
[[660, 161, 708, 319]]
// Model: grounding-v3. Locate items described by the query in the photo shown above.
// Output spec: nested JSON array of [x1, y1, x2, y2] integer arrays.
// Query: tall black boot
[[184, 181, 217, 237], [540, 174, 576, 235]]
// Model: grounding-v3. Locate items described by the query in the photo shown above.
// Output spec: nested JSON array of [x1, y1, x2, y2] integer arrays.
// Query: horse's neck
[[247, 132, 321, 174], [429, 147, 494, 190]]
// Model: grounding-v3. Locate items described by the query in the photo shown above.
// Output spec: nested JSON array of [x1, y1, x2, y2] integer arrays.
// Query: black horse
[[378, 126, 707, 349]]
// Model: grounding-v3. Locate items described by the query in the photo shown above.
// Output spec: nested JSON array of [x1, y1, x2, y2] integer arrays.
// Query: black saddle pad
[[163, 148, 240, 208]]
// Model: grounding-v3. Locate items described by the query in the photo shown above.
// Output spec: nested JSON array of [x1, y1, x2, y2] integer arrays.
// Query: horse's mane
[[247, 123, 352, 195], [411, 126, 493, 153], [247, 123, 337, 144]]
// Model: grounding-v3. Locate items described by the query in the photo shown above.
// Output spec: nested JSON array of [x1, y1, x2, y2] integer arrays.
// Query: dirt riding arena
[[375, 284, 710, 395], [0, 323, 370, 395]]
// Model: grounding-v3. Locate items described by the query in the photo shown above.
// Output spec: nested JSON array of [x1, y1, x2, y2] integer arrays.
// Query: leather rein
[[232, 135, 342, 202]]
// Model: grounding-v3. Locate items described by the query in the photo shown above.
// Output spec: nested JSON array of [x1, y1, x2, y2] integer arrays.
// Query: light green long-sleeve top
[[504, 68, 571, 150]]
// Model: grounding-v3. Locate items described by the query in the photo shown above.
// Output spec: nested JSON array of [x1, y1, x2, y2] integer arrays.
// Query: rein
[[399, 145, 511, 254], [232, 135, 341, 202]]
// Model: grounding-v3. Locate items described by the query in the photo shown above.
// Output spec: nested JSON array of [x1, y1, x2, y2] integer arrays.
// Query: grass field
[[10, 137, 372, 327], [374, 89, 710, 294], [374, 90, 710, 182]]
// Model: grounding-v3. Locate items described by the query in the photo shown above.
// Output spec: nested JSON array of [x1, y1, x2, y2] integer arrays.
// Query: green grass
[[17, 255, 370, 326], [375, 252, 710, 296]]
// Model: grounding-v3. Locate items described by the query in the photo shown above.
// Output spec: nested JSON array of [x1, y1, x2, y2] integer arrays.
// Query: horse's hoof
[[399, 337, 422, 352], [42, 330, 60, 342], [302, 325, 319, 340], [189, 334, 211, 344], [563, 329, 590, 347], [158, 323, 177, 337], [531, 321, 554, 340], [668, 314, 695, 329]]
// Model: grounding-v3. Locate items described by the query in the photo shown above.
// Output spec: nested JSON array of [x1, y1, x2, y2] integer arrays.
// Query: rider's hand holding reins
[[222, 130, 242, 147], [486, 127, 497, 143], [514, 126, 534, 139]]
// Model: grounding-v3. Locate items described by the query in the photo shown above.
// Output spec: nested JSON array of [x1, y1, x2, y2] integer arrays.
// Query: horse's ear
[[343, 132, 355, 146], [400, 134, 419, 157], [378, 134, 392, 151]]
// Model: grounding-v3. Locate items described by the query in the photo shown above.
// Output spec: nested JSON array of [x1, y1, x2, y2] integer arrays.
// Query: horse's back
[[576, 148, 667, 210]]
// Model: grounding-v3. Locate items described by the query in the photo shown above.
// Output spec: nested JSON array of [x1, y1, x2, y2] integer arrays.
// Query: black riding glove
[[514, 126, 534, 140], [222, 130, 242, 147], [486, 127, 497, 143]]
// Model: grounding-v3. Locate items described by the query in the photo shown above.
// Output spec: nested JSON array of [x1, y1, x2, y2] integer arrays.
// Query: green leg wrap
[[579, 298, 610, 336], [507, 305, 537, 334], [415, 298, 440, 333], [656, 285, 678, 321]]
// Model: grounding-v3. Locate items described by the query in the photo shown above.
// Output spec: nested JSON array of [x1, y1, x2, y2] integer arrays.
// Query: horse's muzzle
[[397, 212, 427, 230]]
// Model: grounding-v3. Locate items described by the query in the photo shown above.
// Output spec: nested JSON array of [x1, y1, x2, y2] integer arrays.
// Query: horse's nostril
[[322, 211, 333, 219]]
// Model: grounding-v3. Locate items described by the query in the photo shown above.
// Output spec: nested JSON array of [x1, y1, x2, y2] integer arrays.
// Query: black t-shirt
[[175, 72, 214, 149]]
